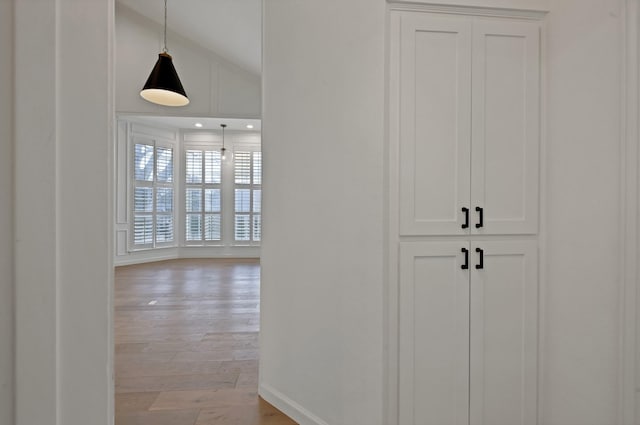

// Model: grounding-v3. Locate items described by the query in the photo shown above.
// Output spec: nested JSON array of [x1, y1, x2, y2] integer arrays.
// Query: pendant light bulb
[[140, 0, 189, 107], [221, 124, 227, 161]]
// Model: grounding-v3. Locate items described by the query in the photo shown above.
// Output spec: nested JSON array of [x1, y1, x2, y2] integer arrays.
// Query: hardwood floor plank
[[171, 349, 259, 362], [115, 259, 296, 424], [195, 398, 297, 425], [149, 388, 259, 410], [116, 409, 200, 425], [115, 333, 208, 344], [218, 360, 259, 374], [116, 360, 224, 378], [115, 392, 161, 413], [236, 372, 258, 388], [116, 373, 238, 394]]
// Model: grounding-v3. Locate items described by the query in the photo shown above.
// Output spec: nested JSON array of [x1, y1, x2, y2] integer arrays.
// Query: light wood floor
[[115, 258, 297, 425]]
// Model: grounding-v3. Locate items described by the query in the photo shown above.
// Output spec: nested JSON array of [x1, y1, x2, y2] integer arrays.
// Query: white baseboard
[[114, 250, 178, 266], [114, 246, 260, 266], [259, 383, 330, 425]]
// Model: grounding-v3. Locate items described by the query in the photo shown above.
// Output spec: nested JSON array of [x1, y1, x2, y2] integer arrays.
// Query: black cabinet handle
[[475, 247, 484, 269], [461, 207, 469, 229], [461, 248, 469, 270], [475, 206, 484, 228]]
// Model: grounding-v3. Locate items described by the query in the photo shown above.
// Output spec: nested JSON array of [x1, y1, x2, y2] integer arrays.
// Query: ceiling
[[117, 0, 261, 76]]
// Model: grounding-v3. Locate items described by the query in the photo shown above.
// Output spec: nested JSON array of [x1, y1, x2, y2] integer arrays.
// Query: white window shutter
[[132, 142, 175, 248]]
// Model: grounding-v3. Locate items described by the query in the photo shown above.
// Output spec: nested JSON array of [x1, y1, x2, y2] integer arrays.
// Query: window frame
[[233, 145, 262, 245], [129, 135, 177, 251], [182, 142, 224, 246]]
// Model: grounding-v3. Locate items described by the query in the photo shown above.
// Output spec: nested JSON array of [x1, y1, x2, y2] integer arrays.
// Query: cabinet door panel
[[399, 14, 471, 236], [471, 20, 540, 234], [399, 242, 469, 425], [469, 241, 537, 425]]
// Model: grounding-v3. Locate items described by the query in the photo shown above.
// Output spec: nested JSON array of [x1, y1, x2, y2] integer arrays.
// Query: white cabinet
[[397, 13, 540, 236], [399, 240, 538, 425], [391, 9, 543, 425]]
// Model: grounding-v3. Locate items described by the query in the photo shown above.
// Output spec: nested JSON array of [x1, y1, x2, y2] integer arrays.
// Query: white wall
[[14, 0, 58, 421], [0, 0, 13, 424], [116, 2, 260, 118], [542, 1, 625, 423], [262, 1, 632, 425], [260, 1, 386, 424], [14, 0, 112, 424]]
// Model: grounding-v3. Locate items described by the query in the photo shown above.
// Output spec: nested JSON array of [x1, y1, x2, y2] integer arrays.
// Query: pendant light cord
[[163, 0, 168, 53]]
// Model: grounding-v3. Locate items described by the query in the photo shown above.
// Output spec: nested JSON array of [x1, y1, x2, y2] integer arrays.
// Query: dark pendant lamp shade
[[140, 52, 189, 107]]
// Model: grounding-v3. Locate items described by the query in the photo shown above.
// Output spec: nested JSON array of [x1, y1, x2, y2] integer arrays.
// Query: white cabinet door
[[399, 242, 469, 425], [396, 14, 540, 237], [469, 240, 538, 425], [398, 14, 472, 236], [470, 20, 540, 235], [399, 240, 537, 425]]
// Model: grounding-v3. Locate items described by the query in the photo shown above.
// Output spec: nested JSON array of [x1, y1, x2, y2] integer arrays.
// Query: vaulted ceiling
[[117, 0, 261, 76]]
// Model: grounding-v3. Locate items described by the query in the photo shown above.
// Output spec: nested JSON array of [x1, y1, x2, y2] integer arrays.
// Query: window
[[132, 140, 175, 249], [184, 148, 222, 244], [124, 124, 262, 254], [234, 150, 261, 242]]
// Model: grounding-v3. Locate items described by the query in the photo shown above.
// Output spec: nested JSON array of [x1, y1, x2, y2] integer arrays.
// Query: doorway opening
[[113, 0, 284, 421], [111, 115, 293, 422]]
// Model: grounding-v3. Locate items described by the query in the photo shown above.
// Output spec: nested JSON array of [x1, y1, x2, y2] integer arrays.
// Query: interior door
[[399, 241, 470, 425], [398, 13, 472, 236], [469, 240, 538, 425]]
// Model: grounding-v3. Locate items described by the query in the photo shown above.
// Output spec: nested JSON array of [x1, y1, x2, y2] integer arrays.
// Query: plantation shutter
[[132, 140, 175, 249], [184, 147, 222, 244], [234, 150, 261, 243]]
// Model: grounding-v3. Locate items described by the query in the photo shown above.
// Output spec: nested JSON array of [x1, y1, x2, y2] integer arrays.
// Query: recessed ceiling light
[[194, 122, 203, 128], [246, 124, 254, 129]]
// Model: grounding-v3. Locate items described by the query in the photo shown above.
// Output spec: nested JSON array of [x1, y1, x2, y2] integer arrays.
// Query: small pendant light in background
[[140, 0, 189, 107], [220, 124, 228, 160]]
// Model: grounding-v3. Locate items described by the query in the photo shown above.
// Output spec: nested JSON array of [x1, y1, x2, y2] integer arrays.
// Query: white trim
[[388, 0, 549, 10], [113, 246, 261, 267], [382, 5, 393, 425], [130, 122, 177, 141], [116, 120, 129, 225], [114, 248, 179, 267], [259, 383, 330, 425], [620, 1, 639, 424], [15, 1, 59, 422], [106, 0, 116, 423], [15, 1, 114, 423], [537, 12, 548, 425], [55, 0, 62, 421], [387, 1, 548, 20], [385, 8, 401, 425]]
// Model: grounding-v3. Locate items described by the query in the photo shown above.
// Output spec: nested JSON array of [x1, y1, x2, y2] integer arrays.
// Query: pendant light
[[220, 124, 228, 160], [140, 0, 189, 107]]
